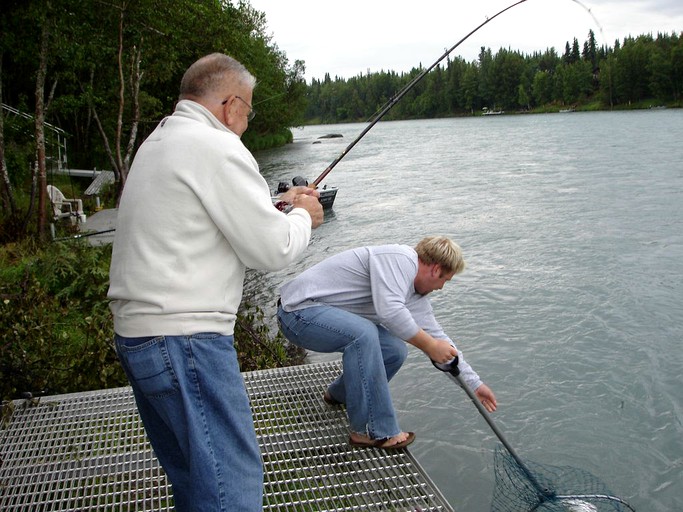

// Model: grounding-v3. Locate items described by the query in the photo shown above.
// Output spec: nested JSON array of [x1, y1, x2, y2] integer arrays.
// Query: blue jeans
[[277, 305, 408, 439], [115, 333, 262, 512]]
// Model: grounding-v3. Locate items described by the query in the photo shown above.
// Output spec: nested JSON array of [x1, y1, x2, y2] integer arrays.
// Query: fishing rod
[[52, 228, 116, 242], [311, 0, 529, 188]]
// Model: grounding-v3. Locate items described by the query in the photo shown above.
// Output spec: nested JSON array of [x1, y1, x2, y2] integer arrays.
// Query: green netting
[[491, 446, 631, 512]]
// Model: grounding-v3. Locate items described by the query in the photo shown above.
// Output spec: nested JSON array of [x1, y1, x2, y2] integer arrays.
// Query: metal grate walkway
[[0, 361, 454, 511]]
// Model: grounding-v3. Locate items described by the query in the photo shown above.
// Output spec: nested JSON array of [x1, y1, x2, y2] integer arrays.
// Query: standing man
[[108, 53, 323, 512], [277, 236, 496, 449]]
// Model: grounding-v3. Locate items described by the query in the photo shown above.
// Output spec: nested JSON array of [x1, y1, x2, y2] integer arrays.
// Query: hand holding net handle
[[432, 357, 555, 501]]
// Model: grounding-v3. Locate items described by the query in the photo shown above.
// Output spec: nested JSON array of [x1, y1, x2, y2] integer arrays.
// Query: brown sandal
[[349, 432, 415, 450]]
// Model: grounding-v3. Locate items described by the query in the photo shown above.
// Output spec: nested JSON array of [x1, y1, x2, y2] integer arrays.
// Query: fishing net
[[433, 359, 635, 512], [491, 445, 631, 512]]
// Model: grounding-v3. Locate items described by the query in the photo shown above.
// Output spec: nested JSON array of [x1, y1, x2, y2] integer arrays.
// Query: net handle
[[433, 358, 555, 500]]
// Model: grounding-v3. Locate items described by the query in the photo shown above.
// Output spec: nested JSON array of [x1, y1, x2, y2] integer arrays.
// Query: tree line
[[304, 30, 683, 123], [0, 0, 307, 241]]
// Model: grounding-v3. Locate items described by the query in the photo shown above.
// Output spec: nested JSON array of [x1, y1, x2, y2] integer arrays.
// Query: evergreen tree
[[583, 29, 598, 70]]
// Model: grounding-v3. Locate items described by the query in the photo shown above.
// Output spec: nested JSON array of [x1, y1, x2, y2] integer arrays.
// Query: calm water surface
[[251, 110, 683, 512]]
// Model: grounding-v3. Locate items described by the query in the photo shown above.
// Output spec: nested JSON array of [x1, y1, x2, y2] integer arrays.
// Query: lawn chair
[[47, 184, 86, 227]]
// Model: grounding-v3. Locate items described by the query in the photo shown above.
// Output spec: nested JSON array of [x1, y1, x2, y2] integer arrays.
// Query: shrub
[[0, 240, 125, 399], [0, 239, 304, 401]]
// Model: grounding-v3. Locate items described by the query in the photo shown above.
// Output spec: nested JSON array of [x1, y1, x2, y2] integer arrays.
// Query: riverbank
[[300, 99, 681, 125]]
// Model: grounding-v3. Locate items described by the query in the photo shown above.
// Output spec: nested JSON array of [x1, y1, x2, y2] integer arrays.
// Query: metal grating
[[0, 361, 454, 511]]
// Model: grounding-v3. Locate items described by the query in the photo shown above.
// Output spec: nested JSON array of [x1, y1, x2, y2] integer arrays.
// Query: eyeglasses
[[222, 95, 256, 121]]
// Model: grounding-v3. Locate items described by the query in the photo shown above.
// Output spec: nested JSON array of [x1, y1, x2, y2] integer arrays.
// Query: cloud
[[249, 0, 683, 81]]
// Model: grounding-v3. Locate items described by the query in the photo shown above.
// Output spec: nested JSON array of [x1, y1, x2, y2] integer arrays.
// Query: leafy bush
[[235, 300, 305, 372], [0, 239, 304, 401], [0, 240, 125, 399], [242, 127, 294, 151]]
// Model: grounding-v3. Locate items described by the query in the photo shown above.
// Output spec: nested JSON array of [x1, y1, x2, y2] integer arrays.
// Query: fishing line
[[311, 0, 606, 188], [570, 0, 605, 41]]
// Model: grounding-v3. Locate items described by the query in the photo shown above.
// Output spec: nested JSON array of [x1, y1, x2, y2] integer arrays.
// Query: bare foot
[[379, 432, 410, 447]]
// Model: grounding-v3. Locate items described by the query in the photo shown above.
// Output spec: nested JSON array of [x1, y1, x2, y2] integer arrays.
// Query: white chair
[[47, 184, 86, 225]]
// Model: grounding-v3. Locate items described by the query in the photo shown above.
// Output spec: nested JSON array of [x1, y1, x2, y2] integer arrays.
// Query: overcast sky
[[247, 0, 683, 82]]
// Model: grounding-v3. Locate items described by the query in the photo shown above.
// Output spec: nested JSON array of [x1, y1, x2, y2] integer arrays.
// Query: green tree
[[532, 70, 554, 106], [518, 83, 530, 110], [649, 39, 673, 101], [490, 48, 525, 109], [561, 60, 593, 104], [671, 34, 683, 100], [478, 47, 494, 109], [564, 37, 581, 64], [599, 51, 616, 108], [461, 64, 480, 113], [1, 0, 308, 241], [0, 0, 80, 239], [420, 65, 446, 118], [613, 35, 653, 103], [582, 29, 598, 70]]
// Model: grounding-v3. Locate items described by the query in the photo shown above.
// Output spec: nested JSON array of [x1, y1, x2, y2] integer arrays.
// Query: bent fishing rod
[[311, 0, 529, 188]]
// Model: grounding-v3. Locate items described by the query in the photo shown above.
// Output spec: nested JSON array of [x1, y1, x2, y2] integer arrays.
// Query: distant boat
[[482, 108, 504, 116], [559, 108, 576, 113]]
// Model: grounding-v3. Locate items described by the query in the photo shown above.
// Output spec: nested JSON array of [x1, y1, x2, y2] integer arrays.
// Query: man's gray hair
[[179, 53, 256, 100]]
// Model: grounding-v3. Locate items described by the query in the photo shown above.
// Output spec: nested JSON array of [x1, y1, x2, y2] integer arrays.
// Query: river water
[[250, 109, 683, 512]]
